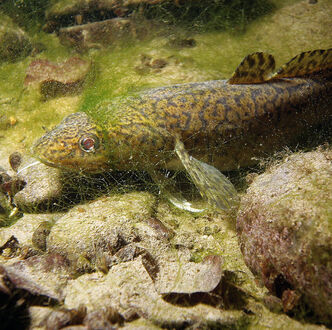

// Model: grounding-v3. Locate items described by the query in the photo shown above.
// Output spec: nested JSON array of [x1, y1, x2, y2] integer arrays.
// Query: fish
[[32, 49, 332, 212]]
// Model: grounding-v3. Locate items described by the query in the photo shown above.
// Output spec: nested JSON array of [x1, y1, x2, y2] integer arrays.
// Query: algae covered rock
[[58, 18, 149, 51], [24, 57, 91, 99], [0, 14, 32, 62], [237, 148, 332, 324], [46, 192, 156, 268], [13, 157, 64, 212]]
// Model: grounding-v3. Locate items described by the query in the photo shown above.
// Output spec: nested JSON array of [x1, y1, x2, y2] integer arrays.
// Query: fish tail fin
[[272, 48, 332, 79], [175, 139, 239, 212]]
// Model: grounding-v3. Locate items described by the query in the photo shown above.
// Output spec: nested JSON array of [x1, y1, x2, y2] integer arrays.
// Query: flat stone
[[58, 18, 136, 51], [63, 256, 248, 328], [0, 253, 70, 300], [155, 255, 223, 294]]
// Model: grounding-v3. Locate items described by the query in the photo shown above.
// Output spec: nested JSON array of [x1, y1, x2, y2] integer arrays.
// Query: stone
[[237, 148, 332, 324], [0, 14, 32, 62], [24, 57, 91, 99], [46, 192, 156, 268], [58, 18, 143, 51], [13, 157, 64, 211]]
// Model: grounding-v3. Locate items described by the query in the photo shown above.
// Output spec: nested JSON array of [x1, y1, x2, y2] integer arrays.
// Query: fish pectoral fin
[[272, 48, 332, 79], [174, 139, 239, 212], [228, 52, 276, 84]]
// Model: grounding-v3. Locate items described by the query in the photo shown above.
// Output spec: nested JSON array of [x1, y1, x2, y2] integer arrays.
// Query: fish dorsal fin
[[228, 52, 275, 84], [272, 48, 332, 79], [174, 139, 239, 212]]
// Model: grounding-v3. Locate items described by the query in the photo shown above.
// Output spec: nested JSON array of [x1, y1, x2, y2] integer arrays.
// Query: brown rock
[[24, 57, 91, 98], [58, 18, 148, 51], [0, 15, 32, 62], [237, 149, 332, 324]]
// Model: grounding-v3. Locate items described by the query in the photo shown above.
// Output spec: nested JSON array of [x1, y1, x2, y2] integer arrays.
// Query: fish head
[[32, 112, 110, 172]]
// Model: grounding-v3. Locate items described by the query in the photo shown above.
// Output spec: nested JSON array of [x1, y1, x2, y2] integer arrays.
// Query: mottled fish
[[33, 49, 332, 211]]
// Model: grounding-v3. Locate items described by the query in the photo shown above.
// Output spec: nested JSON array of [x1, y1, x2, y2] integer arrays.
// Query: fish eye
[[79, 135, 100, 153]]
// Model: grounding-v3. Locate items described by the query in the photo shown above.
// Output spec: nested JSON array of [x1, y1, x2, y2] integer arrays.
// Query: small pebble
[[9, 152, 22, 172]]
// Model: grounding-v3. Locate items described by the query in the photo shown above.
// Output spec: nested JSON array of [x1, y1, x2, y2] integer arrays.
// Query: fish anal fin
[[272, 48, 332, 79], [175, 139, 239, 212], [228, 52, 276, 84]]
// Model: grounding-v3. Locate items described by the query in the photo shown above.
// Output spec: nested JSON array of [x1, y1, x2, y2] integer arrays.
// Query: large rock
[[46, 192, 156, 267], [237, 148, 332, 324]]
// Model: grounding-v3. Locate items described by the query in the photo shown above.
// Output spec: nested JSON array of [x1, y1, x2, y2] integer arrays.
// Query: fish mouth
[[31, 141, 66, 170]]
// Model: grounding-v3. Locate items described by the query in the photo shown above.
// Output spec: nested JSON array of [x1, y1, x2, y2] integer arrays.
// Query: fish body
[[98, 76, 331, 171], [33, 49, 332, 211], [34, 75, 331, 172]]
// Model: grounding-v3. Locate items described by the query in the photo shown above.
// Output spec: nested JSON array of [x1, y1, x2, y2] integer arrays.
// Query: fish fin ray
[[272, 48, 332, 79], [228, 52, 276, 84], [175, 139, 239, 212]]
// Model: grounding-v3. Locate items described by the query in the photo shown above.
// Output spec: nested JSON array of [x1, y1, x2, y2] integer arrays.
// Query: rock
[[58, 18, 147, 51], [13, 157, 64, 211], [0, 253, 70, 300], [32, 220, 55, 251], [83, 307, 124, 328], [155, 255, 223, 294], [237, 148, 332, 324], [44, 0, 168, 32], [8, 152, 22, 173], [0, 14, 32, 62], [46, 192, 156, 269], [135, 54, 170, 74], [24, 57, 91, 99], [0, 213, 58, 248], [63, 256, 249, 328], [167, 37, 197, 48], [0, 114, 18, 130]]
